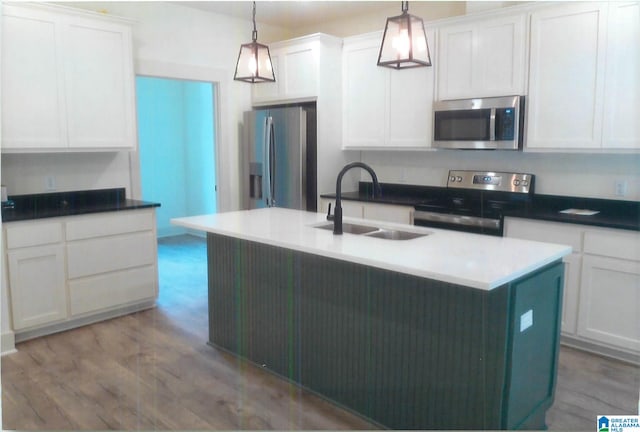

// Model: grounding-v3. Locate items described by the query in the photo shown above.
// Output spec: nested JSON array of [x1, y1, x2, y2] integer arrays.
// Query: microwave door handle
[[489, 108, 496, 141]]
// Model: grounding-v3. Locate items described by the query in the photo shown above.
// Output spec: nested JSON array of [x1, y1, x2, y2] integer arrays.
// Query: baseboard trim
[[1, 330, 17, 356], [561, 335, 640, 366], [14, 300, 156, 344]]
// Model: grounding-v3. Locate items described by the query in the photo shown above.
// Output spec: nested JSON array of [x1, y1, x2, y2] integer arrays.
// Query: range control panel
[[447, 170, 534, 194]]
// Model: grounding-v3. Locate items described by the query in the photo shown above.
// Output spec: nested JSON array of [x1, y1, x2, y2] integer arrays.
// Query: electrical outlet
[[45, 175, 56, 191], [614, 179, 628, 197]]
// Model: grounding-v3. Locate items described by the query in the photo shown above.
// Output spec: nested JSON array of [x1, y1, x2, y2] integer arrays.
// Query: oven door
[[413, 210, 503, 236]]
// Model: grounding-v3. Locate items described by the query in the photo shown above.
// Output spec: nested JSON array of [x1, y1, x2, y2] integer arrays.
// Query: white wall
[[361, 151, 640, 201], [1, 152, 132, 195]]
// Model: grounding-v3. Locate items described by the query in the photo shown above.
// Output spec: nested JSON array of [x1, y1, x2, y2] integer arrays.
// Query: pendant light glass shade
[[234, 2, 275, 83], [377, 1, 432, 69]]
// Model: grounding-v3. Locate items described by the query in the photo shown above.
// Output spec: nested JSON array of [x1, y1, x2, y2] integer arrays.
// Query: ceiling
[[177, 1, 397, 29]]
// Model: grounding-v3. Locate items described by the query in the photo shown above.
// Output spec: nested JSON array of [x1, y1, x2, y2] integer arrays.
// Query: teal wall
[[137, 76, 216, 237]]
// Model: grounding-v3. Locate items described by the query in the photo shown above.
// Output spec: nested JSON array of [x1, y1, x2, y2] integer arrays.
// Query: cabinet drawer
[[67, 231, 155, 278], [5, 221, 63, 249], [584, 229, 640, 261], [66, 209, 153, 241], [69, 265, 157, 316], [504, 218, 583, 251]]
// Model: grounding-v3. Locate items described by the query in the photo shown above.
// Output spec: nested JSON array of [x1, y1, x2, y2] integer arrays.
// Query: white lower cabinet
[[319, 198, 414, 225], [504, 217, 640, 360], [3, 209, 158, 338], [69, 266, 157, 317], [578, 229, 640, 353], [65, 210, 158, 318], [362, 202, 413, 225], [579, 255, 640, 352], [7, 244, 67, 330]]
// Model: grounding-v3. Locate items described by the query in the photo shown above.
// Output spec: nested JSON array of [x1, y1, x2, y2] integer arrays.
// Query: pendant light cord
[[401, 1, 409, 14], [252, 1, 258, 42]]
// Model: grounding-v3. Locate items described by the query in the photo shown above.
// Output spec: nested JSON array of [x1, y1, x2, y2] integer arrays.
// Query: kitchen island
[[172, 208, 571, 430]]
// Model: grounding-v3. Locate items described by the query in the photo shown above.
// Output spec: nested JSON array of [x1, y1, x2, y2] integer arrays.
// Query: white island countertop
[[172, 207, 572, 291]]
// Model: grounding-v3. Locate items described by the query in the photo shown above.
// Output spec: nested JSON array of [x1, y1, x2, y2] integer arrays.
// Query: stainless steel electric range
[[413, 170, 535, 236]]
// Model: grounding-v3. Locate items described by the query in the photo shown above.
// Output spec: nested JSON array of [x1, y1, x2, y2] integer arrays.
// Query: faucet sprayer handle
[[326, 202, 334, 221]]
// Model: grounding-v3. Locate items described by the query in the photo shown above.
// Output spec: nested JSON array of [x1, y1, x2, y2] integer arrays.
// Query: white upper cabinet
[[527, 2, 607, 150], [602, 1, 640, 149], [342, 34, 386, 148], [342, 30, 435, 149], [437, 12, 527, 100], [526, 1, 640, 151], [1, 6, 67, 149], [251, 34, 334, 105], [1, 3, 136, 152], [63, 15, 136, 150]]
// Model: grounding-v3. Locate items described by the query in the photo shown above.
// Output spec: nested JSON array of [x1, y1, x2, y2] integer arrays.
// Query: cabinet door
[[437, 14, 526, 100], [437, 24, 474, 100], [560, 253, 581, 335], [527, 3, 607, 149], [281, 42, 318, 98], [602, 1, 640, 149], [342, 37, 386, 148], [362, 203, 413, 225], [503, 218, 583, 335], [1, 5, 67, 149], [319, 198, 363, 219], [340, 201, 364, 218], [578, 255, 640, 352], [387, 28, 435, 148], [251, 50, 281, 102], [476, 14, 526, 97], [8, 245, 67, 330], [252, 40, 318, 103], [64, 16, 136, 149]]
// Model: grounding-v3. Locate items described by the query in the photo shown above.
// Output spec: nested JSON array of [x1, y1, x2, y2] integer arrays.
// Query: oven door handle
[[414, 210, 501, 230]]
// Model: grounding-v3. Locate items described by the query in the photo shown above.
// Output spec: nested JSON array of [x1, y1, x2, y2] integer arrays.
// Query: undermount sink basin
[[364, 229, 427, 240], [314, 222, 429, 240], [314, 222, 379, 235]]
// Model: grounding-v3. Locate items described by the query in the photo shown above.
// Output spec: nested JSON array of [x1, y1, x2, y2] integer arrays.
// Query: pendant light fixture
[[234, 1, 275, 83], [377, 1, 432, 69]]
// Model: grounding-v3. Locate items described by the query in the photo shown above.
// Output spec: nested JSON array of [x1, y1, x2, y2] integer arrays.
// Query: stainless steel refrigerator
[[244, 104, 317, 211]]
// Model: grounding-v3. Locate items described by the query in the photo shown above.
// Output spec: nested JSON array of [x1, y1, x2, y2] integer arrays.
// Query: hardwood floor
[[2, 234, 639, 430]]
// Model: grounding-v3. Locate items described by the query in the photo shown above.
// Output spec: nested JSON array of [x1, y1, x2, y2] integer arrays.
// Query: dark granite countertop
[[506, 194, 640, 231], [321, 182, 640, 232], [1, 188, 160, 223]]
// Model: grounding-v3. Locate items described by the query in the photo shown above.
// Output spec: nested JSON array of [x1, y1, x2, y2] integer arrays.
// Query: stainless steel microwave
[[432, 95, 525, 150]]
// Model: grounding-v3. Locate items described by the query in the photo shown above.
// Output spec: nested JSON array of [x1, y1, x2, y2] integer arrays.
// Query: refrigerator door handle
[[263, 116, 274, 207], [269, 118, 276, 207], [263, 116, 272, 207]]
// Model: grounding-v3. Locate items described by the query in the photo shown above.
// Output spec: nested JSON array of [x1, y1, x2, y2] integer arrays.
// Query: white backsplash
[[361, 151, 640, 201], [1, 152, 133, 197]]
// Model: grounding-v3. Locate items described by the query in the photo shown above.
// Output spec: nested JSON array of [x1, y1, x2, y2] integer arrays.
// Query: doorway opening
[[136, 76, 217, 237]]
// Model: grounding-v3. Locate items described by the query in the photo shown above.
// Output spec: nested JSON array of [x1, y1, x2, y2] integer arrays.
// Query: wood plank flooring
[[2, 234, 639, 430]]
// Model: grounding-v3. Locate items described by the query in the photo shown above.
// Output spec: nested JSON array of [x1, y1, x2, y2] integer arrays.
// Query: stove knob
[[449, 175, 456, 182], [513, 179, 521, 186], [456, 176, 463, 182], [522, 180, 529, 186]]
